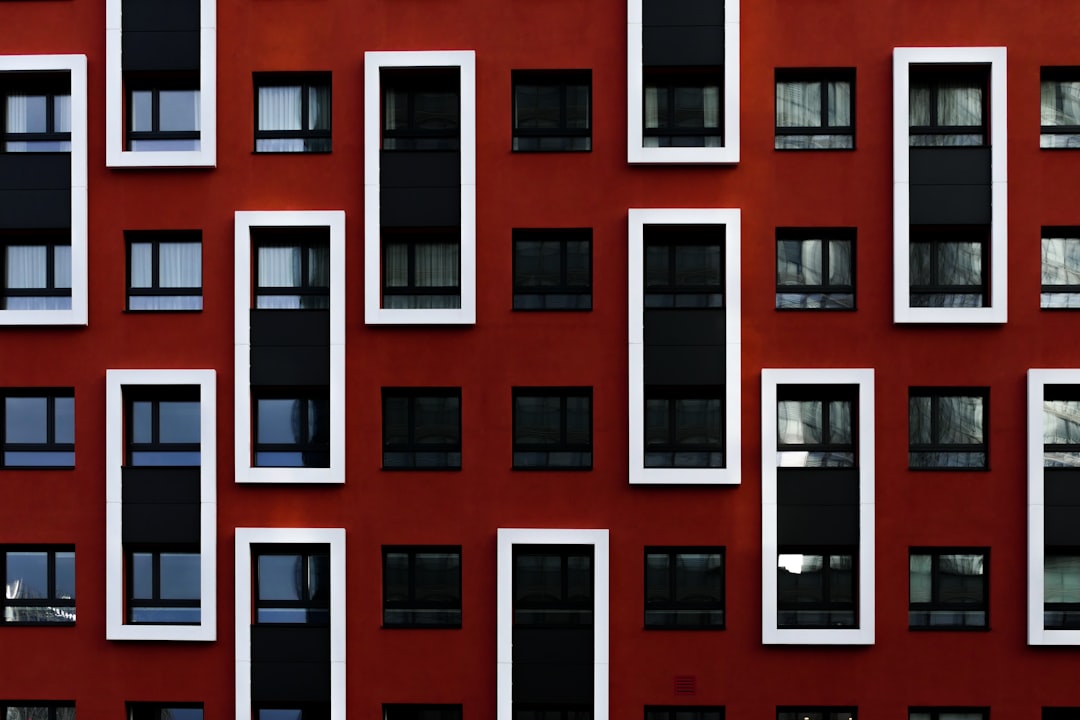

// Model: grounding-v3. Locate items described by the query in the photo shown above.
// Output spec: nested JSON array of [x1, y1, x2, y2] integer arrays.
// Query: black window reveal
[[255, 546, 330, 625], [777, 550, 856, 628], [1, 389, 74, 468], [512, 229, 592, 311], [776, 229, 855, 310], [513, 388, 592, 470], [382, 547, 462, 628], [126, 230, 202, 311], [2, 547, 75, 624], [909, 549, 989, 629], [382, 388, 462, 470], [775, 69, 854, 150], [512, 70, 591, 152], [644, 548, 724, 629], [909, 388, 988, 469], [254, 72, 331, 153]]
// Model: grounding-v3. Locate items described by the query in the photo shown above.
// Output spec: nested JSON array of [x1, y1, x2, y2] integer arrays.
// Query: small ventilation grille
[[673, 675, 696, 696]]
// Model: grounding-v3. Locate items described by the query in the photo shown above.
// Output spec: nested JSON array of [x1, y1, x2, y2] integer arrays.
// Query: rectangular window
[[382, 389, 461, 469], [513, 545, 593, 627], [254, 72, 331, 153], [644, 73, 722, 148], [1, 236, 72, 311], [126, 548, 200, 624], [126, 78, 201, 151], [382, 69, 459, 151], [383, 230, 461, 310], [909, 549, 988, 629], [778, 710, 856, 720], [646, 709, 723, 720], [254, 546, 330, 625], [645, 391, 723, 468], [512, 70, 590, 152], [645, 225, 723, 308], [512, 229, 591, 311], [254, 229, 330, 310], [1044, 389, 1080, 468], [385, 706, 463, 720], [1041, 69, 1080, 149], [2, 547, 75, 624], [777, 551, 856, 628], [126, 231, 202, 311], [777, 387, 856, 468], [1041, 229, 1080, 309], [1044, 554, 1080, 629], [909, 389, 988, 469], [253, 391, 330, 468], [382, 546, 461, 628], [909, 68, 988, 147], [909, 710, 987, 720], [775, 69, 854, 150], [776, 229, 854, 310], [909, 227, 988, 308], [2, 389, 74, 468], [644, 547, 724, 629], [128, 703, 203, 720], [125, 388, 200, 466], [1, 71, 71, 152], [0, 704, 75, 720], [513, 388, 592, 470]]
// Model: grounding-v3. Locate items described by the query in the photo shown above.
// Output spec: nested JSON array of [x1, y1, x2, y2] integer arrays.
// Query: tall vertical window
[[383, 230, 461, 309], [1041, 69, 1080, 149], [1042, 229, 1080, 309], [909, 69, 987, 146], [775, 70, 854, 150], [909, 550, 988, 629], [2, 547, 75, 624], [644, 74, 721, 147], [1, 237, 72, 310], [254, 73, 331, 153], [382, 389, 461, 469], [644, 548, 724, 629], [909, 228, 988, 308], [2, 72, 71, 152], [382, 547, 462, 628], [126, 79, 201, 151], [254, 229, 330, 309], [909, 389, 988, 469], [776, 551, 856, 628], [125, 388, 200, 466], [776, 229, 855, 310], [255, 547, 330, 624], [2, 389, 74, 468], [512, 70, 591, 152], [126, 232, 202, 311], [513, 388, 592, 469], [513, 229, 592, 311], [382, 69, 459, 151]]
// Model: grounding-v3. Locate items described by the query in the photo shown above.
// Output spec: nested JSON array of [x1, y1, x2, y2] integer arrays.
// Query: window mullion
[[300, 86, 310, 133], [152, 90, 161, 133], [45, 396, 56, 445], [152, 241, 161, 289]]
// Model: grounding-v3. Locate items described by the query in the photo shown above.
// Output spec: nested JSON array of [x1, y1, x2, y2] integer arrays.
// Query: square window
[[777, 386, 857, 468], [128, 703, 203, 720], [382, 546, 461, 628], [2, 547, 75, 624], [645, 709, 724, 720], [1, 235, 72, 311], [644, 547, 724, 629], [909, 549, 988, 629], [1041, 69, 1080, 149], [0, 703, 75, 720], [644, 72, 722, 148], [512, 70, 591, 152], [778, 710, 856, 720], [774, 69, 854, 150], [909, 68, 988, 147], [254, 73, 331, 153], [126, 76, 201, 152], [254, 228, 331, 310], [124, 387, 200, 467], [513, 388, 592, 470], [1044, 387, 1080, 468], [381, 68, 460, 151], [254, 546, 330, 625], [1041, 228, 1080, 309], [645, 225, 724, 308], [2, 71, 72, 152], [253, 391, 330, 468], [775, 229, 855, 310], [512, 228, 592, 311], [126, 231, 202, 311], [384, 706, 463, 720], [513, 545, 593, 627], [1, 389, 74, 468], [382, 388, 461, 469], [644, 390, 724, 468], [908, 389, 988, 469], [126, 548, 201, 625], [382, 230, 461, 310], [909, 710, 987, 720], [909, 227, 988, 308], [776, 551, 856, 628]]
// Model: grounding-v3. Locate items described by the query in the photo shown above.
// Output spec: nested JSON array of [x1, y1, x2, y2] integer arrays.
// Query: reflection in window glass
[[3, 548, 75, 624], [909, 391, 986, 468], [1042, 234, 1080, 308], [3, 392, 74, 468]]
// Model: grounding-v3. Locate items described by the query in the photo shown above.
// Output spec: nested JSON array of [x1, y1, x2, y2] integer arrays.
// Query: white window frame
[[626, 0, 739, 164], [234, 210, 345, 484], [627, 208, 741, 485], [497, 528, 609, 720], [105, 0, 217, 167], [1028, 368, 1080, 645], [761, 368, 875, 645], [892, 46, 1007, 324], [105, 368, 216, 641], [364, 50, 476, 325], [0, 55, 87, 327], [235, 527, 346, 720]]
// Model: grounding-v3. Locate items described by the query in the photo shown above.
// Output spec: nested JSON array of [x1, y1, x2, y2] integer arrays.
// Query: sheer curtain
[[160, 242, 201, 289], [257, 245, 301, 309], [258, 86, 302, 152], [776, 81, 821, 128], [643, 87, 660, 147], [6, 245, 45, 289], [5, 95, 28, 152], [701, 86, 720, 147], [910, 81, 983, 146]]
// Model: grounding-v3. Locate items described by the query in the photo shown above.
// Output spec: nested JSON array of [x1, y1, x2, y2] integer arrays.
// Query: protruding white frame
[[497, 528, 609, 720], [627, 0, 739, 164], [627, 208, 741, 485], [105, 0, 217, 167], [364, 50, 476, 325], [234, 210, 346, 484], [761, 368, 875, 645], [105, 369, 217, 641], [892, 46, 1007, 324], [0, 55, 87, 326], [1028, 369, 1080, 645], [235, 527, 346, 720]]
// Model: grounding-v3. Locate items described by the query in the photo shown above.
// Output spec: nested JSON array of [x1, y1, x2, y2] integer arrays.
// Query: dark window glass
[[1045, 708, 1080, 720], [775, 69, 854, 150], [777, 551, 856, 628], [1044, 554, 1080, 629], [513, 388, 592, 469], [909, 549, 988, 629], [382, 389, 461, 469], [909, 389, 987, 469], [383, 547, 462, 628], [909, 68, 987, 147], [1041, 68, 1080, 149], [1, 71, 72, 152], [128, 703, 203, 720], [255, 546, 330, 625], [384, 706, 463, 720], [253, 228, 331, 310], [0, 703, 76, 720], [383, 230, 461, 310], [382, 69, 459, 151], [1041, 229, 1080, 309], [646, 708, 724, 720], [2, 389, 74, 468], [1, 236, 72, 311], [253, 390, 330, 468], [644, 548, 724, 629], [513, 229, 592, 311], [514, 708, 592, 720], [125, 76, 200, 151], [777, 710, 856, 720], [644, 72, 722, 147], [255, 73, 331, 153], [512, 70, 591, 152], [513, 546, 593, 627], [645, 390, 723, 468], [126, 548, 200, 624], [1045, 387, 1080, 468], [255, 705, 330, 720], [777, 386, 856, 468], [125, 388, 200, 467], [126, 231, 202, 311], [2, 547, 75, 624], [909, 227, 987, 308], [644, 226, 724, 308], [909, 709, 987, 720], [776, 229, 855, 310]]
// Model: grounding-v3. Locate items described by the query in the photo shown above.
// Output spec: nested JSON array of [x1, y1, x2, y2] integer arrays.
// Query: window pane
[[937, 396, 984, 444], [776, 81, 822, 128], [829, 240, 853, 285], [5, 397, 47, 443], [675, 245, 722, 288], [159, 90, 200, 132], [160, 553, 200, 600], [160, 242, 201, 288], [516, 396, 560, 445], [414, 396, 459, 445], [159, 401, 200, 444], [55, 550, 75, 600], [566, 396, 590, 445], [6, 245, 47, 289], [938, 82, 982, 126], [384, 552, 410, 602], [54, 245, 71, 289], [566, 554, 591, 601], [674, 399, 722, 447], [131, 242, 153, 288], [6, 551, 48, 598], [645, 553, 671, 601], [259, 555, 303, 601], [1043, 80, 1080, 126], [258, 246, 301, 288], [515, 554, 562, 603], [828, 81, 852, 126], [258, 86, 302, 131], [778, 400, 822, 445], [674, 553, 723, 602], [910, 554, 932, 603], [131, 90, 154, 132], [131, 552, 153, 599], [131, 400, 152, 444], [938, 554, 984, 604], [308, 552, 329, 602], [909, 396, 933, 444], [257, 399, 301, 443], [777, 240, 822, 286], [309, 84, 331, 131], [1046, 555, 1080, 603]]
